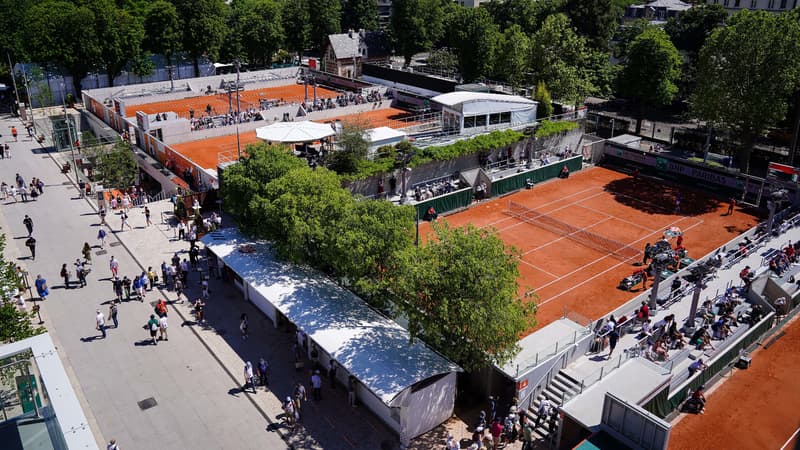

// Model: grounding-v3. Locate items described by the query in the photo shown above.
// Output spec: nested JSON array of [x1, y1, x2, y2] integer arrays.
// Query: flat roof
[[432, 92, 536, 107], [0, 334, 99, 450], [561, 358, 671, 430], [201, 228, 461, 405], [496, 318, 589, 379]]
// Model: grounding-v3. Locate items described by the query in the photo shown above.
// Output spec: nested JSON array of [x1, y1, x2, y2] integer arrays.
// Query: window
[[464, 116, 476, 128], [489, 112, 511, 125], [475, 115, 487, 127]]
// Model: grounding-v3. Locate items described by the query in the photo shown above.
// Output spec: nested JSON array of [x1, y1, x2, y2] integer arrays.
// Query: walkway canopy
[[201, 228, 461, 442], [255, 120, 335, 143]]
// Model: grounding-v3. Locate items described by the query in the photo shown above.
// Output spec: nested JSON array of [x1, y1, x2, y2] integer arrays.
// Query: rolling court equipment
[[506, 201, 642, 262]]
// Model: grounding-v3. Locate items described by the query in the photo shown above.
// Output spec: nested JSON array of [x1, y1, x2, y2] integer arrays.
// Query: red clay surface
[[169, 107, 417, 170], [419, 166, 759, 333], [129, 84, 339, 118], [670, 316, 800, 450]]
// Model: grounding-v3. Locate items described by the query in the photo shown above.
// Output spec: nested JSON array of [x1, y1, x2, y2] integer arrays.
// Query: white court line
[[780, 426, 800, 450], [575, 203, 656, 233], [479, 185, 604, 230], [518, 258, 560, 279], [495, 191, 608, 234], [520, 216, 615, 256], [534, 217, 703, 301]]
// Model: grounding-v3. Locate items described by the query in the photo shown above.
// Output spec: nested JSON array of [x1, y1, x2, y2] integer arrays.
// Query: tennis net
[[506, 201, 642, 261]]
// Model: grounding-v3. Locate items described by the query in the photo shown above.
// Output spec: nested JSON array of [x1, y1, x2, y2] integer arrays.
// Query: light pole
[[234, 60, 242, 160], [166, 65, 175, 91], [6, 52, 20, 113], [62, 78, 79, 181]]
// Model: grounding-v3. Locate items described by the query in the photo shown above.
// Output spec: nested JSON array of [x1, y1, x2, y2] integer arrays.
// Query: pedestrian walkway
[[0, 113, 399, 450]]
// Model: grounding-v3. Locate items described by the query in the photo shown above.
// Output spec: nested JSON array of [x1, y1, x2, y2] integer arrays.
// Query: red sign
[[309, 58, 317, 70], [517, 379, 529, 391]]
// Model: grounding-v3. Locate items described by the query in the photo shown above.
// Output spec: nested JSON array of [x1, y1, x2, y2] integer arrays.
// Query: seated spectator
[[558, 165, 570, 179], [739, 266, 753, 286], [640, 319, 652, 338], [688, 358, 708, 376], [691, 326, 715, 351], [651, 338, 668, 361], [637, 301, 650, 322], [670, 329, 686, 349], [424, 206, 438, 222], [687, 385, 707, 414]]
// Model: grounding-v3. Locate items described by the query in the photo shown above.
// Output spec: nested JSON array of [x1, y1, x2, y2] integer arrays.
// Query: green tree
[[617, 27, 682, 133], [692, 10, 800, 173], [391, 223, 535, 370], [92, 141, 139, 189], [391, 0, 446, 66], [254, 167, 354, 264], [331, 200, 415, 305], [341, 0, 379, 31], [613, 19, 651, 60], [220, 143, 305, 231], [309, 0, 342, 50], [143, 1, 182, 65], [23, 1, 101, 93], [485, 0, 563, 36], [563, 0, 620, 50], [0, 235, 45, 344], [534, 81, 553, 119], [130, 53, 155, 83], [281, 0, 311, 60], [494, 24, 530, 90], [224, 0, 285, 67], [0, 0, 33, 64], [664, 4, 726, 59], [446, 7, 499, 83], [427, 48, 459, 74], [173, 0, 228, 76], [89, 0, 145, 86], [329, 120, 369, 174], [530, 14, 596, 103]]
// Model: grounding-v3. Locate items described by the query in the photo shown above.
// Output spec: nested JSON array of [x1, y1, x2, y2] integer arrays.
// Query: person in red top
[[639, 301, 650, 321], [490, 419, 503, 449], [676, 234, 683, 247]]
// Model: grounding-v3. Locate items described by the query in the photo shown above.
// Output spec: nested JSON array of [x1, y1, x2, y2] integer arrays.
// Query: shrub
[[535, 120, 579, 138]]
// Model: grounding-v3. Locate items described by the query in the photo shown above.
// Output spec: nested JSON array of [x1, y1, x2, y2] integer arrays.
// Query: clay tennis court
[[169, 107, 417, 170], [325, 107, 421, 129], [669, 316, 800, 450], [128, 84, 340, 118], [420, 166, 759, 332]]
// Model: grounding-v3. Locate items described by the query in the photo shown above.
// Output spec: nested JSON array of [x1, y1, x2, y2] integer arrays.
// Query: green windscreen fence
[[490, 155, 583, 197], [415, 187, 474, 218]]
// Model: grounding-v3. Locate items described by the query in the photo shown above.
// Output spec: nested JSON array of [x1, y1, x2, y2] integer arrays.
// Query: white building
[[431, 91, 538, 135], [704, 0, 798, 11], [201, 228, 461, 446]]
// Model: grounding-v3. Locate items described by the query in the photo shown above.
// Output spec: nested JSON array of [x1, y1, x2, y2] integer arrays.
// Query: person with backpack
[[60, 263, 71, 289], [147, 314, 159, 345], [121, 276, 131, 300]]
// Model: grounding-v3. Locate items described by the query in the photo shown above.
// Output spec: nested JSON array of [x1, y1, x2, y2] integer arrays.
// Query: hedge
[[535, 120, 579, 138]]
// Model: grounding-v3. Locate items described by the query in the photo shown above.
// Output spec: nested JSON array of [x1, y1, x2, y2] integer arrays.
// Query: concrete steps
[[525, 370, 581, 442]]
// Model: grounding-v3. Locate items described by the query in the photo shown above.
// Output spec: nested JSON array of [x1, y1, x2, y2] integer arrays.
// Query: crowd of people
[[412, 177, 463, 202], [457, 395, 548, 450], [1, 173, 44, 203]]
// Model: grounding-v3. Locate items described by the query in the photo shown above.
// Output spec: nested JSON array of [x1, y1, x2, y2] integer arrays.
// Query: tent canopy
[[201, 228, 461, 405], [255, 120, 336, 143]]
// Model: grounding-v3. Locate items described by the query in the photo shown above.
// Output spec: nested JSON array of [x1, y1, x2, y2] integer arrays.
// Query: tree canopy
[[665, 4, 726, 59], [88, 140, 139, 189], [0, 235, 45, 344], [617, 27, 682, 112], [445, 7, 499, 82], [563, 0, 620, 50], [341, 0, 379, 31], [143, 1, 182, 64], [494, 25, 530, 90], [391, 0, 447, 66], [223, 0, 285, 67], [89, 0, 145, 86], [173, 0, 229, 76], [390, 223, 535, 370], [692, 10, 800, 173], [309, 0, 342, 50]]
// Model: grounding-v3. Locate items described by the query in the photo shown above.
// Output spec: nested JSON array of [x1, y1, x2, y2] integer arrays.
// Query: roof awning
[[255, 120, 336, 143]]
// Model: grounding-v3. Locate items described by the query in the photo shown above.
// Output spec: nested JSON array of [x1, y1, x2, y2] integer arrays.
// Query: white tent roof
[[202, 228, 461, 404], [432, 92, 536, 108], [366, 126, 406, 143], [255, 120, 336, 143]]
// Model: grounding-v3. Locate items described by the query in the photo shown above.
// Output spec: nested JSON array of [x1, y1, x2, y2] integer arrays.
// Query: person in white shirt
[[96, 310, 106, 339], [243, 361, 255, 393], [158, 315, 168, 341]]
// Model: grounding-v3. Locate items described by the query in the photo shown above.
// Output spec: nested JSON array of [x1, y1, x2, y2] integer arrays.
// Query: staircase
[[526, 370, 582, 444]]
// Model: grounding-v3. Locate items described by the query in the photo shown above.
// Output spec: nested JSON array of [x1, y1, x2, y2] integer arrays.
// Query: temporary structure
[[255, 120, 335, 143]]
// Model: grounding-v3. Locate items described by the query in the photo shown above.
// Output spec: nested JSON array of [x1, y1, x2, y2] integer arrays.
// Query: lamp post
[[234, 60, 242, 160], [62, 78, 79, 181], [6, 52, 20, 112]]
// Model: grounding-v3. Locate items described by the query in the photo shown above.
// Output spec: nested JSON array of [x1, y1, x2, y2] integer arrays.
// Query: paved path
[[0, 114, 399, 450]]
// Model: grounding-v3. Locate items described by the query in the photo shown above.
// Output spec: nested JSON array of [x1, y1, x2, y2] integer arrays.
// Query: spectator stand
[[408, 173, 472, 220]]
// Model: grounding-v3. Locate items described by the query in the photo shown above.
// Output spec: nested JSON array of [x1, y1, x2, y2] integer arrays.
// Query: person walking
[[96, 309, 107, 339], [99, 206, 107, 226], [75, 260, 87, 288], [727, 197, 736, 216], [25, 236, 36, 260], [147, 267, 155, 291], [82, 242, 92, 264], [11, 126, 17, 141], [257, 358, 269, 387], [158, 314, 168, 341], [34, 275, 48, 300], [112, 276, 123, 302], [243, 361, 256, 393], [240, 313, 249, 339], [109, 303, 118, 328], [121, 276, 131, 300], [109, 256, 119, 278], [120, 211, 132, 231], [293, 382, 307, 420], [144, 207, 152, 227], [97, 228, 107, 248], [174, 277, 184, 303], [311, 370, 322, 401], [194, 298, 205, 322], [23, 215, 33, 236], [60, 263, 71, 289], [147, 314, 159, 345], [328, 359, 337, 389], [107, 439, 119, 450]]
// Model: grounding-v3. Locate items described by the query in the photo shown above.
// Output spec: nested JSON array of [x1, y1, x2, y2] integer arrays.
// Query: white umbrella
[[255, 121, 335, 144]]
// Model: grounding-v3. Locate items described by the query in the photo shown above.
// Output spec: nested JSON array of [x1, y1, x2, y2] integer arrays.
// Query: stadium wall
[[362, 64, 457, 94]]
